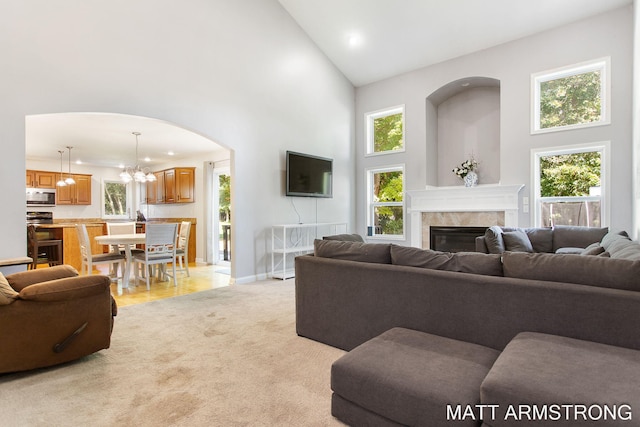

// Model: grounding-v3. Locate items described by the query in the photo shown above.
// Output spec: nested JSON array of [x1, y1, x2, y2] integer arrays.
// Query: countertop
[[34, 217, 196, 229]]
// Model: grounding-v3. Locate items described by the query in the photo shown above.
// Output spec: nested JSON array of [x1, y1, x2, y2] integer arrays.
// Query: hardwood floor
[[96, 262, 231, 307]]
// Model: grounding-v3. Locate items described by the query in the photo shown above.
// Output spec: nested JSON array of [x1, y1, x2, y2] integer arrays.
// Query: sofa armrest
[[19, 275, 111, 302], [6, 265, 79, 292], [475, 236, 489, 253]]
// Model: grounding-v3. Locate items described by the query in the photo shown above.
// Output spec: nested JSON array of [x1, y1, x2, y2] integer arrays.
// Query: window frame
[[365, 105, 406, 156], [531, 57, 610, 134], [365, 164, 405, 240], [101, 179, 132, 220], [531, 141, 610, 228]]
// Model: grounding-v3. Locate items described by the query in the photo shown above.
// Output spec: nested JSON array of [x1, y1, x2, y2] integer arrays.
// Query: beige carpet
[[1, 280, 346, 426]]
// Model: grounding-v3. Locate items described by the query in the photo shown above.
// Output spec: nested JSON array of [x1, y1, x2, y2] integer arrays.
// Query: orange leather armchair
[[0, 265, 116, 374]]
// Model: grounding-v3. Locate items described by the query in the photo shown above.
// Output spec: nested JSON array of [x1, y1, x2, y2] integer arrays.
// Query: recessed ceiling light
[[168, 151, 174, 156], [461, 82, 470, 87], [144, 157, 151, 162], [75, 160, 82, 165], [348, 34, 362, 47]]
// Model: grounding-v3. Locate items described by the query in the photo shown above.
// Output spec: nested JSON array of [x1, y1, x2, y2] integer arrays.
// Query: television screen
[[286, 151, 333, 198]]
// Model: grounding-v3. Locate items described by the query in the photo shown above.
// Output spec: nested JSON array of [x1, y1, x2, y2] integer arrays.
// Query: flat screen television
[[286, 151, 333, 198]]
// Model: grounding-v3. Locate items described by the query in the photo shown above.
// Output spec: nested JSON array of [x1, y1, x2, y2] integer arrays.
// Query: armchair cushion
[[7, 264, 79, 292], [0, 272, 19, 305], [19, 275, 111, 302]]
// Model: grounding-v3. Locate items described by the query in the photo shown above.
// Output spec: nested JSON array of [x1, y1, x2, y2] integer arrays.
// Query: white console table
[[271, 222, 347, 279]]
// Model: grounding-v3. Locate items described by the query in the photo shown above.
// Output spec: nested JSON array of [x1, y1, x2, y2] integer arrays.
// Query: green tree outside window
[[539, 71, 601, 129], [373, 113, 403, 152]]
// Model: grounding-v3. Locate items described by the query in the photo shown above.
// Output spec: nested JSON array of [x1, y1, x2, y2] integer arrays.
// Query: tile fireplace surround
[[407, 184, 525, 249]]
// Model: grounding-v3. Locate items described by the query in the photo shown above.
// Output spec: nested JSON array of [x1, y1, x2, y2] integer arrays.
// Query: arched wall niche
[[425, 77, 501, 187]]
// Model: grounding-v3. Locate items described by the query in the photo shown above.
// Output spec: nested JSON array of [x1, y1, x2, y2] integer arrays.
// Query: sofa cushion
[[322, 233, 365, 242], [523, 227, 553, 253], [481, 332, 640, 427], [552, 225, 608, 252], [502, 230, 534, 252], [314, 239, 391, 264], [502, 251, 640, 292], [0, 272, 19, 305], [390, 245, 503, 276], [484, 226, 506, 254], [604, 237, 640, 261], [332, 328, 500, 427]]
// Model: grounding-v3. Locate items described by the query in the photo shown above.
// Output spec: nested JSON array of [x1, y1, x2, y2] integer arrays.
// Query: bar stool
[[27, 225, 63, 269]]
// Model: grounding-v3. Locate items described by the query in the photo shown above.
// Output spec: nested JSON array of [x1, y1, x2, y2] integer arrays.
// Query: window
[[366, 105, 405, 155], [532, 58, 610, 133], [366, 166, 404, 238], [532, 142, 609, 228], [102, 180, 131, 219]]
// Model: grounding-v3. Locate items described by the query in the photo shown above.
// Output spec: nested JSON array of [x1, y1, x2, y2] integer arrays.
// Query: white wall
[[1, 0, 355, 283], [356, 6, 633, 243]]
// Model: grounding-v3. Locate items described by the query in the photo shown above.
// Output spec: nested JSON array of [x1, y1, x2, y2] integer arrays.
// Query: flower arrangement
[[452, 157, 478, 179]]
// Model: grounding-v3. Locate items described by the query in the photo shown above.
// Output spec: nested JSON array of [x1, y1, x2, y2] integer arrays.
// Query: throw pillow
[[484, 226, 506, 254], [502, 230, 533, 252], [313, 239, 391, 264], [0, 272, 19, 305], [580, 243, 605, 256]]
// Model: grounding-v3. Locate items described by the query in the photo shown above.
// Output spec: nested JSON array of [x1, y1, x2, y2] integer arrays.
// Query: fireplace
[[430, 226, 488, 252], [407, 184, 524, 248]]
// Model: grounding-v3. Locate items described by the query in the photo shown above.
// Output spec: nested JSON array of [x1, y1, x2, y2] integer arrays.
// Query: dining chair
[[75, 224, 125, 281], [106, 221, 144, 276], [26, 225, 63, 270], [132, 223, 178, 290], [175, 221, 191, 277]]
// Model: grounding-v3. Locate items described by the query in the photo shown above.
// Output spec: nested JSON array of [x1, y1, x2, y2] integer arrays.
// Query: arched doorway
[[25, 112, 233, 285]]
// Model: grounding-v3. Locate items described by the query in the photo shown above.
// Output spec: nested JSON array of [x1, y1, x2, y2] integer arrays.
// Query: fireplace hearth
[[430, 226, 488, 252]]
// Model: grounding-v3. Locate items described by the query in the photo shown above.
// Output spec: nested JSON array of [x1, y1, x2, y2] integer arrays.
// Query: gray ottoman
[[481, 332, 640, 427], [331, 327, 501, 426]]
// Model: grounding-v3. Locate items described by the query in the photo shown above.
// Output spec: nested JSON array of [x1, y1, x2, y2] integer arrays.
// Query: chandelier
[[120, 132, 156, 183]]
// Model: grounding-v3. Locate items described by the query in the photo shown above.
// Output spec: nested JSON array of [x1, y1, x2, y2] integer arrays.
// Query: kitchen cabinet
[[145, 167, 194, 204], [57, 173, 92, 205], [26, 170, 58, 189]]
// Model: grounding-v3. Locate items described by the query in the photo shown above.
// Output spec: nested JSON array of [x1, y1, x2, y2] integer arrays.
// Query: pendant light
[[56, 150, 67, 187], [120, 132, 157, 183], [65, 146, 75, 185]]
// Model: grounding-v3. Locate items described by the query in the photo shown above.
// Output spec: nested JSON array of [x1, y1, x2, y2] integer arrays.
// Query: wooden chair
[[175, 221, 191, 277], [76, 224, 125, 281], [26, 225, 63, 270], [106, 221, 143, 276], [132, 223, 178, 290]]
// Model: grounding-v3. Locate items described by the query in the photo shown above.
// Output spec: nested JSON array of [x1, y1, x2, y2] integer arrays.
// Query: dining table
[[95, 233, 145, 289]]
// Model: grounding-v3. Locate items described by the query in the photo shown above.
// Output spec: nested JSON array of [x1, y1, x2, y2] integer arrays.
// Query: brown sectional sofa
[[295, 236, 640, 426]]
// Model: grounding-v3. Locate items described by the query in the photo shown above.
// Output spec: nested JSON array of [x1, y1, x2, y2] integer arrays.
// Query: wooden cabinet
[[57, 173, 92, 205], [175, 168, 195, 203], [145, 167, 194, 204], [61, 224, 105, 271], [26, 170, 58, 188]]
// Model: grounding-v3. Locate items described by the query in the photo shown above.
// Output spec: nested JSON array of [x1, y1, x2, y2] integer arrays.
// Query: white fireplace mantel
[[407, 184, 524, 247]]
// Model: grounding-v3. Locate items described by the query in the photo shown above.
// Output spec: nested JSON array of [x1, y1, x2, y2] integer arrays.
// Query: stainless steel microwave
[[26, 188, 56, 207]]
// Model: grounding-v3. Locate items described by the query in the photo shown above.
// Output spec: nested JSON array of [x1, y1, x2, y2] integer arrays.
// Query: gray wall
[[356, 6, 633, 244], [0, 0, 355, 283]]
